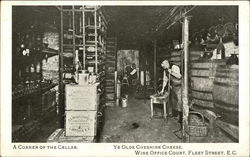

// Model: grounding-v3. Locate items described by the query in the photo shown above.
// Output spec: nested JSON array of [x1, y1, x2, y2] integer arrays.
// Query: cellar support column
[[182, 15, 191, 142], [58, 6, 64, 128]]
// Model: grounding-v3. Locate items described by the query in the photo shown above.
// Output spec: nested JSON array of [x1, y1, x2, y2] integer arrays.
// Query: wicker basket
[[188, 111, 208, 137]]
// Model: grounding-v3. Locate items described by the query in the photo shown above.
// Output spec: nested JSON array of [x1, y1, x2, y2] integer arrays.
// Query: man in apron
[[160, 60, 182, 118]]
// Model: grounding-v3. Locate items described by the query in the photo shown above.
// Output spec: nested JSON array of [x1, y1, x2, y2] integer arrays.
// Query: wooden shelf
[[63, 44, 84, 47], [64, 33, 84, 39], [42, 47, 58, 56], [12, 83, 57, 100]]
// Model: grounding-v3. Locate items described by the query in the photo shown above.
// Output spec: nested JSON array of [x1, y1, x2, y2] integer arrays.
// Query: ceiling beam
[[154, 6, 196, 35]]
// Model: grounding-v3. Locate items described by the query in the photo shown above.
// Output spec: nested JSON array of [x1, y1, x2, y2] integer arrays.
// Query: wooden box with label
[[65, 111, 97, 137], [65, 83, 100, 110], [47, 128, 95, 143]]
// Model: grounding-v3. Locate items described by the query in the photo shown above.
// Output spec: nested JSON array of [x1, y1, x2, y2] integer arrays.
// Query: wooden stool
[[150, 93, 169, 119]]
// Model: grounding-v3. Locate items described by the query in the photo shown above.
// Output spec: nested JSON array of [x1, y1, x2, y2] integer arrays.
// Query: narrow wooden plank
[[216, 120, 238, 140]]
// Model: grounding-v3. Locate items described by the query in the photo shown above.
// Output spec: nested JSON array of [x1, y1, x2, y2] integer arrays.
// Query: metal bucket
[[121, 97, 128, 108]]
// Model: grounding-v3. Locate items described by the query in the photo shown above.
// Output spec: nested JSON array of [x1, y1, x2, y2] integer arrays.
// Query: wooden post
[[182, 15, 191, 142], [58, 6, 64, 128], [72, 6, 76, 65], [154, 39, 157, 93], [94, 7, 98, 73], [82, 6, 86, 70]]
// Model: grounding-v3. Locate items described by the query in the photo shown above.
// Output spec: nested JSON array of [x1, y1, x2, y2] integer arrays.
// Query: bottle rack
[[59, 6, 107, 83], [58, 5, 108, 132]]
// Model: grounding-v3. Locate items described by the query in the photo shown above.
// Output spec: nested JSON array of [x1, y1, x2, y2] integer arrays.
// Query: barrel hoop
[[215, 74, 232, 78], [191, 100, 214, 108], [191, 75, 213, 79], [170, 61, 181, 64], [214, 103, 238, 112], [191, 96, 213, 102], [191, 88, 213, 94], [190, 55, 201, 58], [191, 67, 211, 70], [170, 59, 181, 62], [170, 54, 181, 57], [170, 57, 181, 60], [217, 68, 238, 73], [214, 81, 238, 87], [214, 100, 238, 107], [170, 60, 181, 63]]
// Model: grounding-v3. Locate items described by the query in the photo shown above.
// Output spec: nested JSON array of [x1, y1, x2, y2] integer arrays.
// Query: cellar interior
[[12, 5, 239, 143]]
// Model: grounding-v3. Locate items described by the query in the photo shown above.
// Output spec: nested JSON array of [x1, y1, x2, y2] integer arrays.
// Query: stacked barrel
[[169, 50, 182, 67], [213, 65, 239, 125], [190, 61, 225, 109], [190, 61, 239, 126], [169, 49, 203, 67]]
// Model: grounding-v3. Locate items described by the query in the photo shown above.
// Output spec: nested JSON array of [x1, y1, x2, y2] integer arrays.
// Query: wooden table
[[150, 93, 169, 119]]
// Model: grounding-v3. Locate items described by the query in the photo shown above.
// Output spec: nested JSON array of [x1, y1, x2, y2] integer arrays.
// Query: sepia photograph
[[1, 1, 249, 157]]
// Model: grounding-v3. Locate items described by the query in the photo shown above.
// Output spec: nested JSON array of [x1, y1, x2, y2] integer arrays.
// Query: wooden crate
[[47, 128, 64, 143], [47, 128, 95, 143], [59, 131, 95, 143], [65, 84, 99, 110], [65, 111, 97, 137]]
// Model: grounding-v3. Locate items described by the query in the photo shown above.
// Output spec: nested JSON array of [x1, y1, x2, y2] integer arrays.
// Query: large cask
[[169, 49, 203, 67], [213, 65, 238, 125], [169, 50, 182, 66], [190, 61, 225, 109]]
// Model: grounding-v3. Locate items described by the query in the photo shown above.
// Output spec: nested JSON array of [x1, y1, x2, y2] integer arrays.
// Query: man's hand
[[159, 90, 164, 95], [168, 68, 172, 74]]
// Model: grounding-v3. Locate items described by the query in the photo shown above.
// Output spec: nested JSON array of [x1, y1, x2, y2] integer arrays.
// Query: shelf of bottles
[[59, 6, 107, 84], [83, 6, 107, 105]]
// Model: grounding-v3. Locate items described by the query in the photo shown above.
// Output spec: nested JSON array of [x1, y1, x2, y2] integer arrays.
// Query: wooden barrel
[[190, 61, 225, 109], [213, 65, 238, 125], [190, 50, 203, 62], [169, 49, 203, 67], [169, 50, 182, 66]]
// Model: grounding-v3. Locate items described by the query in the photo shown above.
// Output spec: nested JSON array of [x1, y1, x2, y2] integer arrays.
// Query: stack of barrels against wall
[[167, 22, 239, 141], [187, 22, 239, 140]]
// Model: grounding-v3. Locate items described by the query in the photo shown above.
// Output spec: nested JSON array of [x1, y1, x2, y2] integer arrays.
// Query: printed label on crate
[[65, 85, 99, 110], [66, 111, 97, 136]]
